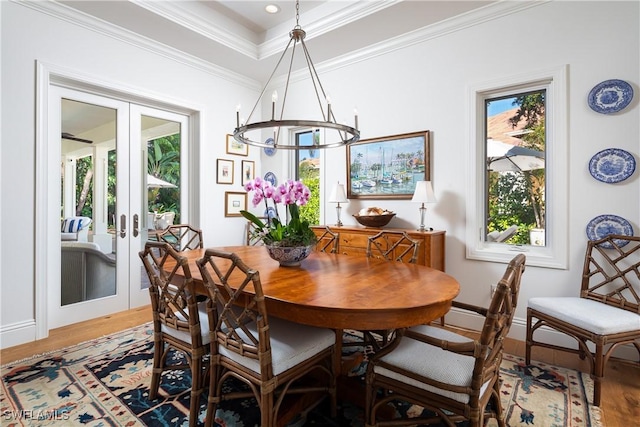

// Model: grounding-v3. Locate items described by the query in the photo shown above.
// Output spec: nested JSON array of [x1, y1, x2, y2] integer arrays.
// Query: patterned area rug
[[1, 323, 603, 426]]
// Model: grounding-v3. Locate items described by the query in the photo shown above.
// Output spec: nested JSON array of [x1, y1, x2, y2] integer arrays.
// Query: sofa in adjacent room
[[61, 242, 116, 305]]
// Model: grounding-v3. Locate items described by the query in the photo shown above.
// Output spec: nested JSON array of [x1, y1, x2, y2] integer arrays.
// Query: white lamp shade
[[329, 182, 349, 203], [411, 181, 437, 203]]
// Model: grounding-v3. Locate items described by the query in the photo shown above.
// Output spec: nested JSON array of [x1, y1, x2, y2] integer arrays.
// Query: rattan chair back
[[315, 226, 339, 253], [158, 224, 203, 251], [582, 234, 640, 313], [245, 217, 267, 245], [367, 230, 420, 263]]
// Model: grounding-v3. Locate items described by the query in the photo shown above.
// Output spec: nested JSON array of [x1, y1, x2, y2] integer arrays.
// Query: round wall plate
[[588, 79, 634, 114], [585, 214, 633, 248], [264, 137, 276, 156], [264, 171, 277, 186], [588, 148, 636, 183]]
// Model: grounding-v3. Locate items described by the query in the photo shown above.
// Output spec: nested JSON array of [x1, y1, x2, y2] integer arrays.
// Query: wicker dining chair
[[526, 234, 640, 406], [245, 217, 268, 246], [358, 230, 421, 349], [366, 230, 420, 264], [315, 226, 339, 253], [158, 224, 203, 251], [365, 254, 526, 427], [196, 249, 337, 427], [139, 241, 210, 427]]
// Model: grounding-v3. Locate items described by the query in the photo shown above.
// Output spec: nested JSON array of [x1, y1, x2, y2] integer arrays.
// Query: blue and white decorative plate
[[586, 214, 633, 248], [264, 206, 277, 220], [264, 171, 277, 186], [264, 137, 277, 156], [588, 79, 634, 114], [589, 148, 636, 183]]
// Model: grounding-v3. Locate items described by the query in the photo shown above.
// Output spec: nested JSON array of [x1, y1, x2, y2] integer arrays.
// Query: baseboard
[[0, 320, 37, 350], [444, 307, 639, 362]]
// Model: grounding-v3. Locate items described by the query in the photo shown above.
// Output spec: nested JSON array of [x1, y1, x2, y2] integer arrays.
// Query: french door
[[49, 86, 189, 328]]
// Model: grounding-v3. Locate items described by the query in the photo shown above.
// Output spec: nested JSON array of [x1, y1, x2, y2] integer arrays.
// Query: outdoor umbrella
[[487, 140, 545, 172], [147, 174, 177, 188]]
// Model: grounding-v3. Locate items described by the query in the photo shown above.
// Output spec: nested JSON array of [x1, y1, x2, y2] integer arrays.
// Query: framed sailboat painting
[[346, 130, 430, 199]]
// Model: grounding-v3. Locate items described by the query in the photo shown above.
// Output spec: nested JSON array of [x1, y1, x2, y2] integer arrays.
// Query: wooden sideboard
[[311, 225, 445, 271]]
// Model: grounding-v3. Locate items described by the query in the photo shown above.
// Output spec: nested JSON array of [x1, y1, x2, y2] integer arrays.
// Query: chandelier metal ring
[[234, 120, 359, 150], [232, 0, 359, 151]]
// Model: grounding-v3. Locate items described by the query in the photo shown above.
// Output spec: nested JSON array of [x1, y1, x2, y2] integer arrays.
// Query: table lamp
[[328, 181, 349, 226], [411, 181, 437, 232]]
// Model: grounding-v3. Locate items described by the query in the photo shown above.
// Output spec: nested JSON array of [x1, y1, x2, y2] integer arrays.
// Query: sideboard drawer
[[339, 246, 368, 257], [340, 233, 370, 248]]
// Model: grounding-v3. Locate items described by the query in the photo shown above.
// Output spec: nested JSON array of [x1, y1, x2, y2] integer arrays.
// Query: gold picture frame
[[224, 191, 247, 217], [226, 134, 248, 156], [346, 130, 430, 199], [241, 160, 255, 186], [216, 158, 234, 184]]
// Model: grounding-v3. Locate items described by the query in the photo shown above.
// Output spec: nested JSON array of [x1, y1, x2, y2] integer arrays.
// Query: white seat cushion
[[529, 297, 640, 335], [161, 301, 211, 345], [219, 316, 335, 376], [375, 327, 488, 403]]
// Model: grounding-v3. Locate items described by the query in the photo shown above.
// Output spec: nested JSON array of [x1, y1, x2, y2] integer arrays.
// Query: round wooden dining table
[[176, 245, 460, 331]]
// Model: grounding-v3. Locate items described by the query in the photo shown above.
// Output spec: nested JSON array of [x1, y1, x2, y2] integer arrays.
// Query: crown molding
[[131, 0, 400, 62], [332, 0, 550, 72], [131, 0, 260, 60], [14, 0, 261, 90], [17, 0, 548, 90]]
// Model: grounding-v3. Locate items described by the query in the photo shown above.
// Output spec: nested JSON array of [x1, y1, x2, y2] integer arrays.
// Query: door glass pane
[[141, 116, 181, 290], [61, 99, 117, 305], [485, 90, 546, 245]]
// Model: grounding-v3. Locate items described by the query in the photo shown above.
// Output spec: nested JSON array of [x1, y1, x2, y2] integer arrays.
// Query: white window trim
[[465, 65, 568, 269]]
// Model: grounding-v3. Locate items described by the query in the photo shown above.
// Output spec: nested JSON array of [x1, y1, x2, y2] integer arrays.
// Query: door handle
[[119, 214, 127, 238], [133, 214, 139, 237]]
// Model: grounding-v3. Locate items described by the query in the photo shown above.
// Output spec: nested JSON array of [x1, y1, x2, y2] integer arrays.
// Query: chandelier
[[233, 0, 360, 150]]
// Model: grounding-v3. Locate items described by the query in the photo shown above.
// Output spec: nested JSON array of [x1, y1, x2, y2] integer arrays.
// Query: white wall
[[1, 1, 638, 353], [0, 1, 260, 347], [268, 1, 639, 351]]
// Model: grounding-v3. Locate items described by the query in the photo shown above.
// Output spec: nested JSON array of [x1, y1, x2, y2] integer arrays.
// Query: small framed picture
[[241, 160, 255, 186], [216, 159, 234, 184], [224, 191, 247, 217], [226, 134, 248, 156]]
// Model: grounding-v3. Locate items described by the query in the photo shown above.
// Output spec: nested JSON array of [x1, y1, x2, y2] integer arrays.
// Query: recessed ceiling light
[[265, 4, 280, 14]]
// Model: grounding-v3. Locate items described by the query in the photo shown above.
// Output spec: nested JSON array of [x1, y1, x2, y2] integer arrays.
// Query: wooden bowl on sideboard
[[352, 213, 396, 228]]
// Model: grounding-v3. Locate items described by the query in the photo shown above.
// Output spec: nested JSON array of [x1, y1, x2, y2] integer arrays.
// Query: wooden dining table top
[[175, 245, 460, 331]]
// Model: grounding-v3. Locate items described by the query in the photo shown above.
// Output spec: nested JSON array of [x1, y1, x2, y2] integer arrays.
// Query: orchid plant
[[241, 178, 317, 247]]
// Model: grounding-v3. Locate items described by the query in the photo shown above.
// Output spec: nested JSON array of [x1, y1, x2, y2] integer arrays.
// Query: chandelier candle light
[[411, 181, 437, 232], [328, 181, 349, 226], [233, 0, 359, 150]]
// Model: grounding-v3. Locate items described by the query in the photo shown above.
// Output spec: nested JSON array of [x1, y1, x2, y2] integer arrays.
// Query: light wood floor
[[1, 308, 638, 426]]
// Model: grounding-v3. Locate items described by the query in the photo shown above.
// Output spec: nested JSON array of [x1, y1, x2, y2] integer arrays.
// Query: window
[[466, 66, 568, 269], [485, 90, 546, 246], [295, 129, 321, 225]]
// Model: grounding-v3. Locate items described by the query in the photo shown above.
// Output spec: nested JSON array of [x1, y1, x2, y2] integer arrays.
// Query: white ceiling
[[57, 0, 495, 82], [57, 0, 496, 142]]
